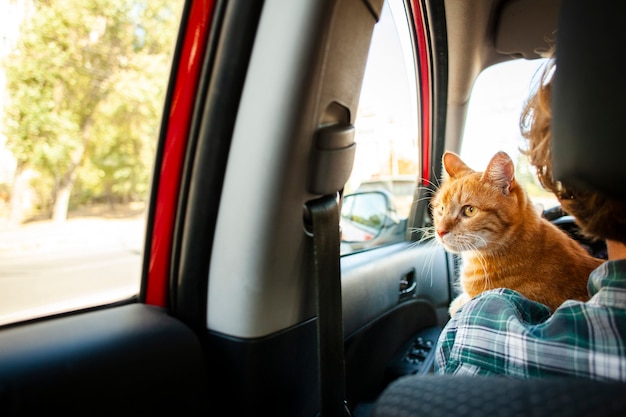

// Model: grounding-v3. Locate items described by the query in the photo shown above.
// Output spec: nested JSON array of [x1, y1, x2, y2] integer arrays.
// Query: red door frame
[[409, 0, 433, 187], [146, 0, 216, 307]]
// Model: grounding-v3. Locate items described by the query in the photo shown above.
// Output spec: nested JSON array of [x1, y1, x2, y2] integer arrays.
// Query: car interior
[[373, 1, 626, 415], [0, 0, 624, 416]]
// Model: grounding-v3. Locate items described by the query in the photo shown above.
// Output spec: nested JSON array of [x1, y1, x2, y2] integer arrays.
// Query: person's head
[[520, 55, 626, 245]]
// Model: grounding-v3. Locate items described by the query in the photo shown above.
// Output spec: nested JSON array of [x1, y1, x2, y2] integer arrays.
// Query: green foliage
[[2, 0, 183, 217]]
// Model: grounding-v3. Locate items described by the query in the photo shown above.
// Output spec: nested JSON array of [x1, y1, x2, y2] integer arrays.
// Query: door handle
[[399, 269, 417, 296]]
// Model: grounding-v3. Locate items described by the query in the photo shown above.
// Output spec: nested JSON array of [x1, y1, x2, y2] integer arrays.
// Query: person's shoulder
[[455, 288, 552, 325]]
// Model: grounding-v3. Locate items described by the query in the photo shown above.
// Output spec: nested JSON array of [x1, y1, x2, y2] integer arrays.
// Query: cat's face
[[431, 151, 519, 254]]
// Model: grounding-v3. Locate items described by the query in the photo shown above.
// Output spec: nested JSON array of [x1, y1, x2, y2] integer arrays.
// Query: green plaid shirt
[[436, 259, 626, 380]]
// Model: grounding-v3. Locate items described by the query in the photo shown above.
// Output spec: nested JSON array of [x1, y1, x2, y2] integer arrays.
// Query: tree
[[2, 0, 182, 223]]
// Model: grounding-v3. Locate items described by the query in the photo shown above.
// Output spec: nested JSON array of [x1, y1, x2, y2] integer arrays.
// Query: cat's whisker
[[417, 178, 441, 190], [410, 226, 436, 244], [408, 225, 434, 233], [404, 231, 443, 290], [415, 239, 437, 288], [414, 195, 435, 204]]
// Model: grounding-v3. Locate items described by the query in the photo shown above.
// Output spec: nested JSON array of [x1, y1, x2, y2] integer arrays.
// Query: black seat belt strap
[[307, 194, 352, 417]]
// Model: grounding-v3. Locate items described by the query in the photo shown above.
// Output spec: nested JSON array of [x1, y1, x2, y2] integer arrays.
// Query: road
[[0, 217, 144, 326]]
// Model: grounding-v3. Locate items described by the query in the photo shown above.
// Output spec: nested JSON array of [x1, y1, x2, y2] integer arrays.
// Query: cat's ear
[[442, 151, 473, 179], [482, 151, 515, 194]]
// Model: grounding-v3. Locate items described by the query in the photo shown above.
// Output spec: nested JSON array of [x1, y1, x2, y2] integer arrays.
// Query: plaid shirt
[[436, 259, 626, 380]]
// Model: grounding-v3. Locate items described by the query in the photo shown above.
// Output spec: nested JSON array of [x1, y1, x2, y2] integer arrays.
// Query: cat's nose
[[437, 229, 448, 238]]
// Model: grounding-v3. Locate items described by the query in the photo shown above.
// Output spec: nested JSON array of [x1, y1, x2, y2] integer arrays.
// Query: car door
[[0, 0, 454, 416], [341, 0, 452, 407], [0, 0, 212, 415]]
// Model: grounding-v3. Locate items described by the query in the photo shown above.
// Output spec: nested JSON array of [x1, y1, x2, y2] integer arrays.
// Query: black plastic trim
[[345, 299, 438, 404], [173, 0, 265, 326], [385, 325, 441, 379], [204, 318, 320, 416], [0, 304, 209, 416]]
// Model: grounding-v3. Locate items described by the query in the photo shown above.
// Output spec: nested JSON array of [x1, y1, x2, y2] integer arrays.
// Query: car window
[[341, 0, 419, 256], [0, 0, 184, 325], [460, 58, 559, 211]]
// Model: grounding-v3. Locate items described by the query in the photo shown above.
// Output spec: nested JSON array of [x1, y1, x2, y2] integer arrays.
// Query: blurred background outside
[[0, 0, 184, 324]]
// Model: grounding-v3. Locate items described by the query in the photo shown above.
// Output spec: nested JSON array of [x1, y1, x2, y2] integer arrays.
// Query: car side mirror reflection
[[340, 191, 406, 253]]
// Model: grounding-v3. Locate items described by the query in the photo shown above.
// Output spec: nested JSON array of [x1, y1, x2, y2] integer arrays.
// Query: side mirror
[[340, 191, 404, 253]]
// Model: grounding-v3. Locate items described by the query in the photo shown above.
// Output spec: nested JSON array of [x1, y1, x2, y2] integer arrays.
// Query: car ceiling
[[440, 0, 560, 152]]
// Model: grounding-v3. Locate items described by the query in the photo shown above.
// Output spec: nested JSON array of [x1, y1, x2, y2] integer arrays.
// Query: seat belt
[[307, 194, 353, 417]]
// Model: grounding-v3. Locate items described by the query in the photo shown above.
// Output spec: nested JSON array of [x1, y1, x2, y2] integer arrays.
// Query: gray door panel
[[342, 240, 452, 405], [342, 240, 453, 338]]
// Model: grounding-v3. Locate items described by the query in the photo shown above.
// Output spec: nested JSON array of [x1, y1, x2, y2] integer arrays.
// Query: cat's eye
[[462, 205, 477, 217]]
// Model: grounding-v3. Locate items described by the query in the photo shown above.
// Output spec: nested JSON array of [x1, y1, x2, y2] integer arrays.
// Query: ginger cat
[[432, 151, 603, 316]]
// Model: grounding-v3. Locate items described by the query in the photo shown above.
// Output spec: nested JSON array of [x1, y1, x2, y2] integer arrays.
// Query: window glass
[[341, 0, 419, 255], [460, 58, 559, 210], [0, 0, 184, 325]]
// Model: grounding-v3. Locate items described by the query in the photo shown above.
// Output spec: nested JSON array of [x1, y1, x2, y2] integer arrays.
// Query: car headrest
[[552, 0, 626, 200]]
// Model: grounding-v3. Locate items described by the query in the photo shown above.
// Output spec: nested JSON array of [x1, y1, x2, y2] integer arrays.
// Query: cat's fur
[[432, 151, 603, 316]]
